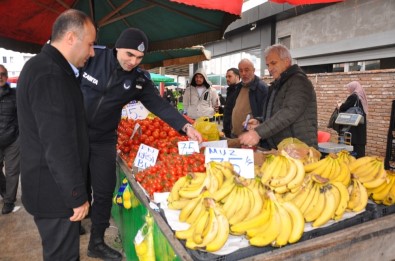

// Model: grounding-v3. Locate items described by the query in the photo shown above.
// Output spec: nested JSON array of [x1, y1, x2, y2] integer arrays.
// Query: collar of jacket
[[0, 83, 11, 98], [42, 44, 76, 79], [270, 64, 306, 89], [243, 75, 261, 91]]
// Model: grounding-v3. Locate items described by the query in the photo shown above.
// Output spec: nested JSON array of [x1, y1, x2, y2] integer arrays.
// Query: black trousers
[[34, 217, 80, 261], [89, 141, 117, 231]]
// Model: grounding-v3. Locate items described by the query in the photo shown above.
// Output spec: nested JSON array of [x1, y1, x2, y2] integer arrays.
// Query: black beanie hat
[[115, 28, 148, 53]]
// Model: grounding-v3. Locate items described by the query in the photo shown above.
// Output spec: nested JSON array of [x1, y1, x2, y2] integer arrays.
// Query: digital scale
[[318, 113, 357, 154], [335, 113, 363, 126]]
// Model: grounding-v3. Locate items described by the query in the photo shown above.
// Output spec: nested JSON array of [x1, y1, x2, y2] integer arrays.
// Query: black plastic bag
[[328, 107, 341, 132]]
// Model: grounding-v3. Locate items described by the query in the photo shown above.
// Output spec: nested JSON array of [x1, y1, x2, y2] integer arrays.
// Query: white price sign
[[133, 144, 159, 170], [204, 147, 254, 179], [177, 141, 199, 155], [126, 100, 149, 120]]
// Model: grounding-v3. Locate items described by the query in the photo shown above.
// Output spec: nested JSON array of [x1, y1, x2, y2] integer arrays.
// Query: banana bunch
[[243, 192, 305, 247], [349, 156, 387, 189], [168, 161, 237, 209], [336, 150, 356, 165], [368, 170, 395, 205], [219, 177, 264, 226], [176, 198, 230, 252], [113, 178, 139, 209], [347, 178, 369, 212], [304, 153, 351, 186], [260, 151, 305, 194], [281, 174, 350, 224], [178, 190, 212, 223]]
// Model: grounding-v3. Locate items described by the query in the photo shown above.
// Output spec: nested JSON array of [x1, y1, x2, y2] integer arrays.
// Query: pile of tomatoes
[[117, 117, 206, 196], [135, 153, 205, 196]]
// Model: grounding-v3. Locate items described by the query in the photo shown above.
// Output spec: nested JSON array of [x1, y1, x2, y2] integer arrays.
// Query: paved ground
[[0, 183, 125, 261]]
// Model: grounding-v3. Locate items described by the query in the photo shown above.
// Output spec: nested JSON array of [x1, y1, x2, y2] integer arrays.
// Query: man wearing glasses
[[0, 64, 20, 214]]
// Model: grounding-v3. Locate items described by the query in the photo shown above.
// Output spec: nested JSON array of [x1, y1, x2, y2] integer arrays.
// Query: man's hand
[[243, 118, 260, 131], [184, 124, 203, 143], [238, 130, 261, 147], [70, 201, 90, 222]]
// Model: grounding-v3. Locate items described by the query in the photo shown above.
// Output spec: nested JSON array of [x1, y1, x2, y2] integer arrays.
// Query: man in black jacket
[[80, 28, 202, 260], [222, 67, 241, 138], [0, 64, 19, 214], [17, 10, 95, 260]]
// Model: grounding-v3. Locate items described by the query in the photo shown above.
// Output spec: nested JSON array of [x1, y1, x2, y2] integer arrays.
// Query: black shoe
[[88, 241, 122, 261], [2, 203, 15, 214]]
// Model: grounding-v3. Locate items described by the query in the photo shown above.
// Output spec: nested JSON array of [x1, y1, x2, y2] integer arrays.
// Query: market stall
[[112, 156, 395, 261]]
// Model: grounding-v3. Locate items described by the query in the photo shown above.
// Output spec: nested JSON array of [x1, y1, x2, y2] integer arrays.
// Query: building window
[[278, 36, 291, 49], [9, 57, 14, 63], [2, 56, 6, 63]]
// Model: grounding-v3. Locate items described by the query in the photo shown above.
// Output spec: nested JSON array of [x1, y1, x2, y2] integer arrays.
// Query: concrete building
[[202, 0, 395, 77]]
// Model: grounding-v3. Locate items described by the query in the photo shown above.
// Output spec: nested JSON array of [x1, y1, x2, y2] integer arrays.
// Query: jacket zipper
[[90, 68, 117, 123]]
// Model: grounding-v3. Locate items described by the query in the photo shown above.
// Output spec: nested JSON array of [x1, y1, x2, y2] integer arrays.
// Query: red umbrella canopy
[[0, 0, 243, 54], [269, 0, 344, 4]]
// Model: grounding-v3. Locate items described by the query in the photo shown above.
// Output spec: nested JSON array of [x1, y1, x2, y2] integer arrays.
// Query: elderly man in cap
[[80, 28, 202, 260]]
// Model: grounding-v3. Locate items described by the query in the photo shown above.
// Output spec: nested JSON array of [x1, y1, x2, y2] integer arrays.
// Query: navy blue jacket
[[0, 83, 18, 147], [81, 47, 189, 143]]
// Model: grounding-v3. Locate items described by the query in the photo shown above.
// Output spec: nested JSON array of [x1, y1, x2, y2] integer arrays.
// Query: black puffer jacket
[[256, 65, 317, 149], [339, 93, 366, 145], [0, 83, 18, 147]]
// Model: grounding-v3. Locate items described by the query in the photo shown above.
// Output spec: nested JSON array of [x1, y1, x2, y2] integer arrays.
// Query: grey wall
[[204, 0, 395, 74]]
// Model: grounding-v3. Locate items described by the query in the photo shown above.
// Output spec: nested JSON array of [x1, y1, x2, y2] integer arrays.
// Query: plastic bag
[[193, 117, 219, 141], [134, 213, 155, 261], [277, 137, 321, 164]]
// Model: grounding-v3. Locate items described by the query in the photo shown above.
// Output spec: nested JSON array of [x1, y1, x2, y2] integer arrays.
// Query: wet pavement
[[0, 183, 125, 261]]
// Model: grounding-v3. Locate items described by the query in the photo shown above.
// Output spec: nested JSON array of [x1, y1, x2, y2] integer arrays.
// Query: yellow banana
[[291, 179, 313, 209], [244, 187, 263, 221], [302, 183, 320, 217], [229, 187, 251, 225], [353, 160, 381, 183], [371, 173, 395, 202], [337, 150, 356, 165], [261, 155, 282, 185], [175, 222, 197, 240], [212, 181, 235, 202], [272, 201, 292, 247], [186, 197, 205, 224], [179, 175, 210, 199], [212, 161, 235, 181], [168, 198, 191, 210], [222, 186, 240, 219], [363, 164, 387, 189], [204, 210, 229, 252], [179, 196, 201, 222], [208, 171, 219, 195], [286, 157, 305, 190], [190, 209, 210, 244], [349, 156, 376, 173], [347, 179, 360, 211], [230, 199, 270, 234], [248, 201, 281, 247], [328, 158, 341, 180], [353, 179, 369, 212], [384, 177, 395, 205], [304, 185, 326, 222], [269, 156, 292, 187], [299, 182, 318, 215], [333, 160, 351, 187], [168, 176, 188, 202], [312, 186, 337, 227], [320, 156, 334, 179], [282, 201, 305, 244], [304, 156, 330, 173], [331, 182, 350, 220]]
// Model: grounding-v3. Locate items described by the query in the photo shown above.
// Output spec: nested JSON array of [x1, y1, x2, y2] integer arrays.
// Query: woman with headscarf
[[338, 81, 369, 158]]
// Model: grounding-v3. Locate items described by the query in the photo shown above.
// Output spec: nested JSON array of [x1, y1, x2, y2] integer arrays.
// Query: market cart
[[112, 156, 395, 261]]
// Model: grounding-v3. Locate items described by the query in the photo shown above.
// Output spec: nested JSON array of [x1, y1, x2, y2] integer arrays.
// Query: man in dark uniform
[[17, 9, 95, 260], [80, 28, 202, 260]]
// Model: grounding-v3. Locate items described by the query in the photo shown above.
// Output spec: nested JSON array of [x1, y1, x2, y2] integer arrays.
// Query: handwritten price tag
[[125, 101, 149, 120], [134, 144, 159, 170], [178, 141, 199, 155], [204, 147, 254, 179]]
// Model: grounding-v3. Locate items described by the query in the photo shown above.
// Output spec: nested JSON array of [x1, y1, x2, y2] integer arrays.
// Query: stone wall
[[263, 69, 395, 157]]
